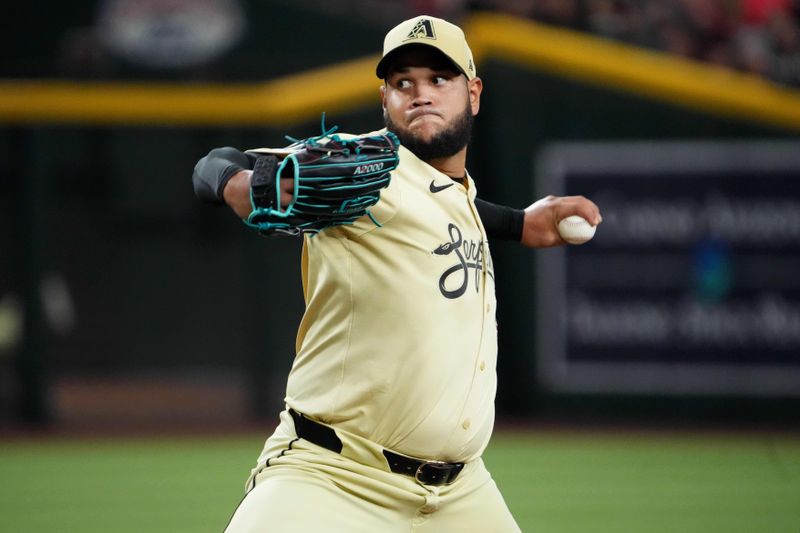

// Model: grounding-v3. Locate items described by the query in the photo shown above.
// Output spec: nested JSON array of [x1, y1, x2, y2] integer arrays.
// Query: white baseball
[[557, 216, 596, 245]]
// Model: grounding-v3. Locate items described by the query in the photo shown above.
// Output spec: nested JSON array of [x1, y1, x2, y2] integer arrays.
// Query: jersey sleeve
[[474, 198, 524, 242]]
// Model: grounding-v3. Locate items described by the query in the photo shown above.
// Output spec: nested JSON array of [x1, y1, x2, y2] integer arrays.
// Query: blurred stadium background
[[1, 1, 799, 531]]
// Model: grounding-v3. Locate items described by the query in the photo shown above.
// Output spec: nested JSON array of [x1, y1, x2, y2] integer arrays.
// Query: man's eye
[[433, 76, 448, 85], [397, 79, 412, 89]]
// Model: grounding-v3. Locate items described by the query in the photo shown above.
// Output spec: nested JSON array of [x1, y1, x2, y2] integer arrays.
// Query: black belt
[[289, 409, 465, 486]]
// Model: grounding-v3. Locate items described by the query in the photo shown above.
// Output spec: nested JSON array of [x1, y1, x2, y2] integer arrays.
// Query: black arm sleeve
[[474, 198, 525, 242], [192, 147, 258, 204]]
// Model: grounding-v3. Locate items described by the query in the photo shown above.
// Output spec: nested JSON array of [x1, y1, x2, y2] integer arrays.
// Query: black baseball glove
[[244, 125, 400, 237]]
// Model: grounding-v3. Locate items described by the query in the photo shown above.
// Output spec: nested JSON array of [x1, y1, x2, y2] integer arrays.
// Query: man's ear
[[468, 76, 483, 116], [380, 84, 387, 110]]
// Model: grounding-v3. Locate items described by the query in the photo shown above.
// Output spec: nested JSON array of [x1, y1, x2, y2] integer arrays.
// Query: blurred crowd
[[55, 0, 800, 87], [416, 0, 800, 86]]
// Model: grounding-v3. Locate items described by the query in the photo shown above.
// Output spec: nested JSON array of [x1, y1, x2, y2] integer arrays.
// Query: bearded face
[[384, 99, 474, 162], [380, 46, 480, 165]]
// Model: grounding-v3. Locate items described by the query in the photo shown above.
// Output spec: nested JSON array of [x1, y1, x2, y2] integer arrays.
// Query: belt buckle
[[414, 460, 450, 485]]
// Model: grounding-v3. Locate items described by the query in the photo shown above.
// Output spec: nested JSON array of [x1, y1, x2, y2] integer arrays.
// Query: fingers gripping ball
[[245, 125, 400, 237], [557, 216, 597, 245]]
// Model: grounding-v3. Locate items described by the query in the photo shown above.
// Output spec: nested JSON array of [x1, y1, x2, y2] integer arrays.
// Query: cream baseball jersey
[[279, 134, 498, 463]]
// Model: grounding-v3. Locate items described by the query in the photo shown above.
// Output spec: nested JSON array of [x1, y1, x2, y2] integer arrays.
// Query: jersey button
[[462, 419, 471, 430], [479, 361, 486, 371]]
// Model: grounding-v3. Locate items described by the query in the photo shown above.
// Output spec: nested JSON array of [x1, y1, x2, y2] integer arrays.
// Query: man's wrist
[[223, 170, 254, 218]]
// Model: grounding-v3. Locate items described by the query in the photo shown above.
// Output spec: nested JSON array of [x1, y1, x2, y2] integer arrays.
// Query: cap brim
[[375, 43, 464, 79]]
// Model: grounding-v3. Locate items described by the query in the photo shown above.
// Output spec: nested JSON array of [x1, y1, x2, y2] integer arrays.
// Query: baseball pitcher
[[193, 15, 601, 532]]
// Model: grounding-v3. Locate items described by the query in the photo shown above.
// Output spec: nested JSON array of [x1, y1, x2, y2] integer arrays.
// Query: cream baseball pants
[[224, 410, 520, 532]]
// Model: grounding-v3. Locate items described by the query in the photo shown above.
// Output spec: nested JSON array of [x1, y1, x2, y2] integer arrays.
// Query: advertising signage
[[535, 141, 800, 396]]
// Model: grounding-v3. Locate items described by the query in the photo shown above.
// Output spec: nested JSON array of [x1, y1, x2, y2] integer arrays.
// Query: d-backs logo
[[404, 18, 436, 41], [432, 223, 493, 299]]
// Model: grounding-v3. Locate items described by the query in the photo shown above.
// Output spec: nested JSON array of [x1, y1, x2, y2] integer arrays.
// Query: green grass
[[484, 431, 800, 533], [0, 435, 259, 533], [1, 430, 798, 532]]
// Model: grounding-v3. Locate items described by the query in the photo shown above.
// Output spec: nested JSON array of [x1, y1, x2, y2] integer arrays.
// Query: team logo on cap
[[405, 18, 436, 40]]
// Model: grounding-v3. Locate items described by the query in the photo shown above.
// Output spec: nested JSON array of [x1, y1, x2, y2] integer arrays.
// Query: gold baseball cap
[[376, 15, 476, 80]]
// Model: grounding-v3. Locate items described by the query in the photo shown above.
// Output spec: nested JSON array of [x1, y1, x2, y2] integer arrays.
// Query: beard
[[384, 101, 474, 162]]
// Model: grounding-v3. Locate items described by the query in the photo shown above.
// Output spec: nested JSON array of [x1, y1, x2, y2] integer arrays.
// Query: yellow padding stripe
[[1, 13, 799, 129], [465, 13, 800, 131], [0, 56, 381, 126]]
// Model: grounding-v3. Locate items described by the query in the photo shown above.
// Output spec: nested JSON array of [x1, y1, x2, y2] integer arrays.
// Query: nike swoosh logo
[[429, 180, 454, 193]]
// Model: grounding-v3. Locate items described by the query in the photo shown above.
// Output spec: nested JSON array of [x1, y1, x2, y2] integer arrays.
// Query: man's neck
[[424, 146, 467, 179]]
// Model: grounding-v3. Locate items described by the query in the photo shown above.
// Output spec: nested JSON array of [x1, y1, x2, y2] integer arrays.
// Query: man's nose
[[411, 86, 433, 107]]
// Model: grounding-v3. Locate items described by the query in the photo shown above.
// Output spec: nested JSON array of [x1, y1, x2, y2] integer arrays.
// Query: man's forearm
[[192, 147, 256, 205]]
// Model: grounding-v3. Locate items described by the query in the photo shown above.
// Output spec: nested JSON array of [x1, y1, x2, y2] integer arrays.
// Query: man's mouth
[[407, 109, 442, 124]]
